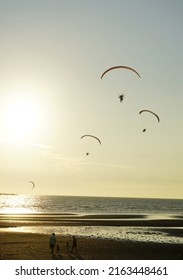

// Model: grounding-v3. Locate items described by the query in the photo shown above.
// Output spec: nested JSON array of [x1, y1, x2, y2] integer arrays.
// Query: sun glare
[[0, 91, 43, 143]]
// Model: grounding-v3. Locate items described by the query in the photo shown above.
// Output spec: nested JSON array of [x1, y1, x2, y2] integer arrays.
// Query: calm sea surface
[[1, 195, 183, 215], [0, 195, 183, 244]]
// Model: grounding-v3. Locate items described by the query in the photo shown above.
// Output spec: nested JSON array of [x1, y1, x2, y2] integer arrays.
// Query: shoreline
[[1, 213, 183, 227], [0, 231, 183, 260]]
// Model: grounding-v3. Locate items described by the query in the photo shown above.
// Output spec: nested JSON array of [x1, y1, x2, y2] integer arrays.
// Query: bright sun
[[1, 91, 42, 143]]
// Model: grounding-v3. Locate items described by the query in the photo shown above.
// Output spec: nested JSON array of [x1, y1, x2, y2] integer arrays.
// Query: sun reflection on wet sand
[[0, 225, 183, 245]]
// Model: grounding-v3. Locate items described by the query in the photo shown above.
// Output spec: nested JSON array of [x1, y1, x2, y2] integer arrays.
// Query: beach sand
[[0, 215, 183, 260], [0, 231, 183, 260]]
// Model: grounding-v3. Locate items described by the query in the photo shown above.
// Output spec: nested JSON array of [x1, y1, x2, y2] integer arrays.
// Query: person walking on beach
[[71, 235, 77, 253], [56, 242, 62, 259], [49, 233, 56, 254], [56, 243, 60, 254], [66, 241, 70, 252]]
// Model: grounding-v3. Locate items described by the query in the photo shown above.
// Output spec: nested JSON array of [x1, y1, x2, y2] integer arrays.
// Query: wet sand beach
[[0, 231, 183, 260], [0, 214, 183, 260], [1, 213, 183, 227]]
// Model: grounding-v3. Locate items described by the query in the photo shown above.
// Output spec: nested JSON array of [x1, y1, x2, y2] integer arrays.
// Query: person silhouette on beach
[[49, 233, 56, 254], [56, 242, 62, 259], [56, 243, 60, 254], [71, 235, 77, 253], [66, 241, 70, 252]]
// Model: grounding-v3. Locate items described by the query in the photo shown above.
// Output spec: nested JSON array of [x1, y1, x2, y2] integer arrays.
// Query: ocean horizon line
[[1, 193, 183, 201]]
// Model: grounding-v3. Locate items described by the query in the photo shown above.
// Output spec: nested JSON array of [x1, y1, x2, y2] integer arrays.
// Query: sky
[[0, 0, 182, 198]]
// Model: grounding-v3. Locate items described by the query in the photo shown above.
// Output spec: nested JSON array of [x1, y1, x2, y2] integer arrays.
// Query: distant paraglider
[[29, 181, 35, 189], [81, 134, 101, 156], [101, 65, 141, 79], [101, 66, 140, 103], [139, 110, 160, 132]]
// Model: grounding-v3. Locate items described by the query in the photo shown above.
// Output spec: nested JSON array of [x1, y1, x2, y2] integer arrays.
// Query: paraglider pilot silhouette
[[118, 94, 124, 103]]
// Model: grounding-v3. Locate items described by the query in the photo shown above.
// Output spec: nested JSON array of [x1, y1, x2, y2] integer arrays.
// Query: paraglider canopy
[[101, 65, 141, 79], [29, 181, 35, 189], [81, 134, 101, 156], [139, 110, 160, 122], [139, 110, 160, 132], [101, 66, 140, 103], [81, 134, 101, 145]]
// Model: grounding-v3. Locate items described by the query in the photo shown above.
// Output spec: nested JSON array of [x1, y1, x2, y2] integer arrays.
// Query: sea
[[0, 195, 183, 244]]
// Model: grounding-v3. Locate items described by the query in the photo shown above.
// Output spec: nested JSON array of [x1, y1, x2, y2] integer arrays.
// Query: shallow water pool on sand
[[1, 225, 183, 244]]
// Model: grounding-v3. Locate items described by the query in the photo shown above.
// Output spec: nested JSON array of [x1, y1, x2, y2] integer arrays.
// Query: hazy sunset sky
[[0, 0, 182, 198]]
